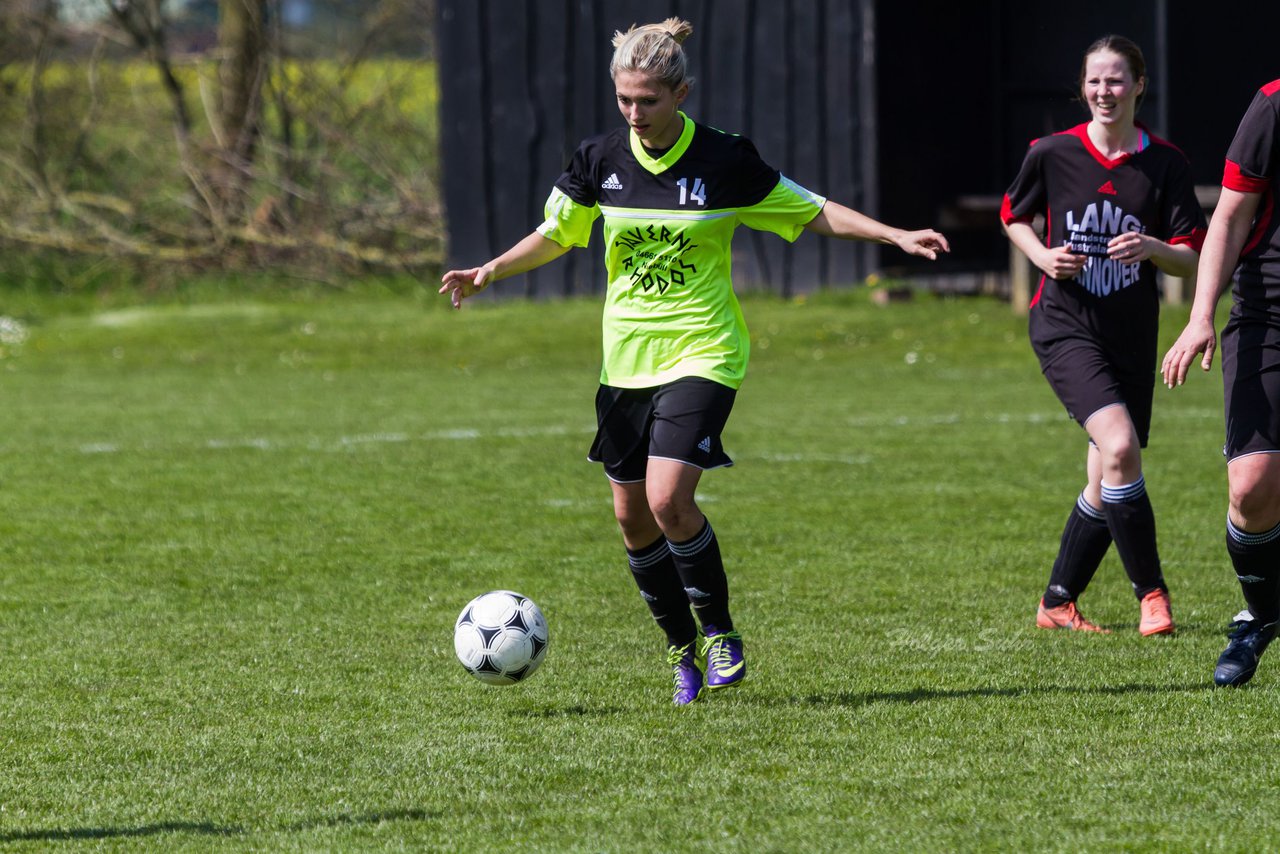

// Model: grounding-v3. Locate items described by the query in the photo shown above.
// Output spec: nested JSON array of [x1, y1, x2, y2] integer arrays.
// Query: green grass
[[0, 284, 1274, 851]]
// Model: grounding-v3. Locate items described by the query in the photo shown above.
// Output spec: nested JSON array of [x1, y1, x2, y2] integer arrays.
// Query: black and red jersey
[[1002, 123, 1206, 365], [1223, 80, 1280, 310]]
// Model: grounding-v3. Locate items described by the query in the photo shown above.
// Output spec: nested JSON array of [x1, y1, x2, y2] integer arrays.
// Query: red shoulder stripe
[[1000, 193, 1034, 226], [1261, 79, 1280, 97], [1169, 228, 1207, 254], [1224, 159, 1271, 193]]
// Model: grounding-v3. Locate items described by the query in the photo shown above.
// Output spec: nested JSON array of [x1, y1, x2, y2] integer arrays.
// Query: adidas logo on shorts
[[697, 436, 712, 453], [601, 173, 623, 190]]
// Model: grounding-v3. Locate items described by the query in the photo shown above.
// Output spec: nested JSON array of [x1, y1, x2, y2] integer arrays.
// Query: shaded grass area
[[0, 286, 1273, 851]]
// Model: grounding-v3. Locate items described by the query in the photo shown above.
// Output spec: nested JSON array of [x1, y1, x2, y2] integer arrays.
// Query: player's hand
[[1035, 245, 1087, 280], [439, 265, 493, 309], [1107, 231, 1155, 263], [895, 229, 951, 261], [1160, 317, 1217, 388]]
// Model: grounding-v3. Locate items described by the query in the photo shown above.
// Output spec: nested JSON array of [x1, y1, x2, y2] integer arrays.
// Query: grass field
[[0, 284, 1276, 851]]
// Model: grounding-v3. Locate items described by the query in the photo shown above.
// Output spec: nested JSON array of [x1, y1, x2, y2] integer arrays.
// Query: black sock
[[1043, 493, 1112, 608], [1226, 519, 1280, 624], [668, 518, 733, 634], [627, 536, 697, 647], [1101, 476, 1166, 600]]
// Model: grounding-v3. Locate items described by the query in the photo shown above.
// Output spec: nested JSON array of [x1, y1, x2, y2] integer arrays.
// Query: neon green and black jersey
[[537, 113, 826, 389]]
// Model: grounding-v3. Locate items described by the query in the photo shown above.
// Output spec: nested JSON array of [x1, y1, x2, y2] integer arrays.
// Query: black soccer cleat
[[1213, 615, 1278, 688]]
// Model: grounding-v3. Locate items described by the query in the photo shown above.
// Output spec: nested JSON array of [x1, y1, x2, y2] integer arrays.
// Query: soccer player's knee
[[1106, 434, 1140, 470], [614, 506, 652, 539], [1229, 472, 1280, 525], [648, 494, 693, 532]]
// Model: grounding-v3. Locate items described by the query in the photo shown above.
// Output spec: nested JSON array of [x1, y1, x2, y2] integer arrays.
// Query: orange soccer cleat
[[1139, 589, 1175, 636], [1036, 599, 1110, 633]]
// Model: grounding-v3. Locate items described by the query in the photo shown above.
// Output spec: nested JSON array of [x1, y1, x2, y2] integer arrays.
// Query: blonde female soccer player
[[441, 18, 948, 704]]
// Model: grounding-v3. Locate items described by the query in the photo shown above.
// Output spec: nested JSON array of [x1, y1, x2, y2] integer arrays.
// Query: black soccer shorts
[[588, 377, 737, 483], [1033, 333, 1154, 447], [1222, 311, 1280, 460]]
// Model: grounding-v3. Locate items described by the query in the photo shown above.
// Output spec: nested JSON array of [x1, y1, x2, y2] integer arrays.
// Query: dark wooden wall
[[439, 0, 1280, 291], [437, 0, 876, 297]]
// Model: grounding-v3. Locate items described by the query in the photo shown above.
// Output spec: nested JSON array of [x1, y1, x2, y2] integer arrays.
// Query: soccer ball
[[454, 590, 549, 685]]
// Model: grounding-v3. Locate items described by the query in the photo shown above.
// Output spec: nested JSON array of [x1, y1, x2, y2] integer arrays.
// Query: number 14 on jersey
[[677, 177, 706, 206]]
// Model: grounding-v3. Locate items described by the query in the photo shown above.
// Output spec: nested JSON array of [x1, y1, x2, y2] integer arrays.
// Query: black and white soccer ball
[[454, 590, 549, 685]]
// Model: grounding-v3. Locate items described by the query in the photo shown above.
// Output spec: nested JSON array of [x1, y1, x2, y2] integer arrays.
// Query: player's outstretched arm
[[440, 231, 572, 309], [1160, 187, 1262, 388], [804, 201, 950, 260]]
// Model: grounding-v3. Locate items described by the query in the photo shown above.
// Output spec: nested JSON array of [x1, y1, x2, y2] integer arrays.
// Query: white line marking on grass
[[428, 429, 482, 440], [207, 438, 272, 450], [492, 425, 580, 438], [845, 412, 1057, 427], [339, 432, 411, 445], [845, 408, 1220, 429], [993, 413, 1054, 424], [746, 452, 872, 465], [70, 423, 593, 455], [422, 425, 587, 442], [67, 406, 1225, 459], [91, 304, 273, 327]]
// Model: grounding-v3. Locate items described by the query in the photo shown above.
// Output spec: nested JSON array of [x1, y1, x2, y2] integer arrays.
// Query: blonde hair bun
[[611, 17, 693, 48], [610, 17, 694, 89]]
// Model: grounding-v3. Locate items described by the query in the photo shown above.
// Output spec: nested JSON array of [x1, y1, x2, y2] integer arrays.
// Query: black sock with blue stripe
[[1043, 493, 1112, 608], [627, 536, 697, 647], [1101, 476, 1166, 600], [1226, 518, 1280, 624], [668, 518, 734, 635]]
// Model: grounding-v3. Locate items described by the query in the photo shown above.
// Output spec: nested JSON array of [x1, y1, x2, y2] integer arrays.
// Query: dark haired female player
[[1001, 35, 1205, 636], [1163, 79, 1280, 686], [441, 17, 949, 704]]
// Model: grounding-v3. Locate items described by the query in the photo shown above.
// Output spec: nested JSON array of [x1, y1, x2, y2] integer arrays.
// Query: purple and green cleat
[[667, 638, 706, 705], [702, 630, 745, 689]]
